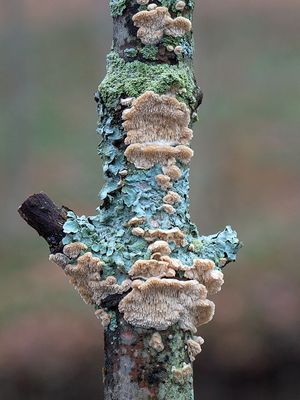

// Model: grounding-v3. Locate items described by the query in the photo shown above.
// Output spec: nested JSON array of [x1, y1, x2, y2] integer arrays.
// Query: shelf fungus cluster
[[50, 242, 131, 305], [133, 6, 192, 45]]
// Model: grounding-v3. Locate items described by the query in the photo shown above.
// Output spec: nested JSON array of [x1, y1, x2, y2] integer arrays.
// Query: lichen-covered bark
[[19, 1, 241, 399]]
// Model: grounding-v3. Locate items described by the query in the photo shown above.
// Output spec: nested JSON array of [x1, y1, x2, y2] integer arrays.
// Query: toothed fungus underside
[[119, 278, 215, 332]]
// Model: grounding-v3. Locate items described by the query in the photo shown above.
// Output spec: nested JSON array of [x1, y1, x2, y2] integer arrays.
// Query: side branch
[[18, 192, 69, 253]]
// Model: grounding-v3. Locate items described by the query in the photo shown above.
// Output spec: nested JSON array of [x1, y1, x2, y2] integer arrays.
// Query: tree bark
[[19, 1, 241, 399]]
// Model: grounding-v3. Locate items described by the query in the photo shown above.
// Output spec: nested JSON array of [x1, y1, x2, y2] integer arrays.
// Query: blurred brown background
[[1, 0, 299, 399]]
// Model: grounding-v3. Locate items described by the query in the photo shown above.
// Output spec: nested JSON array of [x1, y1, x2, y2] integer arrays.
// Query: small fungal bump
[[162, 165, 182, 180], [49, 253, 70, 268], [95, 308, 111, 328], [120, 97, 135, 107], [163, 191, 181, 205], [188, 243, 195, 252], [175, 1, 186, 11], [148, 240, 171, 255], [119, 169, 128, 177], [126, 216, 146, 226], [162, 204, 176, 214], [149, 332, 164, 352], [63, 242, 88, 259], [174, 45, 183, 55], [172, 363, 193, 383], [187, 336, 204, 362], [156, 174, 172, 190], [147, 3, 158, 10], [166, 45, 174, 52], [132, 227, 145, 237]]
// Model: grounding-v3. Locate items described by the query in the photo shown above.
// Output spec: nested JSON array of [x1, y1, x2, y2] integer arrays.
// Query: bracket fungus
[[50, 246, 131, 305], [124, 143, 193, 169], [118, 278, 215, 332], [123, 91, 193, 146], [133, 6, 192, 45]]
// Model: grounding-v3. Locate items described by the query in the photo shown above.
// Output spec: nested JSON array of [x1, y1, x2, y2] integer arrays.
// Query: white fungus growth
[[95, 308, 111, 328], [156, 174, 172, 190], [126, 216, 146, 226], [174, 45, 183, 55], [119, 169, 128, 177], [175, 1, 186, 11], [162, 164, 182, 180], [183, 259, 224, 295], [149, 332, 164, 352], [125, 143, 193, 169], [144, 227, 185, 246], [128, 259, 176, 279], [187, 336, 204, 362], [132, 227, 145, 237], [147, 3, 158, 11], [162, 204, 176, 214], [49, 253, 70, 268], [148, 240, 171, 255], [50, 249, 131, 305], [118, 278, 215, 332], [63, 242, 88, 259], [132, 7, 191, 45], [172, 363, 193, 383], [122, 91, 192, 146], [120, 97, 135, 107], [163, 191, 181, 205]]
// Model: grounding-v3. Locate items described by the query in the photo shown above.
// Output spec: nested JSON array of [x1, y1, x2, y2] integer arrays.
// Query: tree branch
[[18, 192, 69, 253]]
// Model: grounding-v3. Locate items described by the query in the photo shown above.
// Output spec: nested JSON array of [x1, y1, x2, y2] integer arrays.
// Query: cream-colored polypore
[[119, 278, 215, 332], [125, 143, 193, 169], [122, 91, 192, 146], [187, 336, 204, 362], [162, 165, 182, 180], [144, 227, 185, 246], [183, 259, 224, 295], [50, 246, 131, 305], [128, 259, 176, 279], [163, 191, 181, 205], [156, 174, 172, 190], [132, 7, 191, 45]]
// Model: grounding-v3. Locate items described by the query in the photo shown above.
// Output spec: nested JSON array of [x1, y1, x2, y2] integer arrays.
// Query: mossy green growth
[[140, 45, 159, 61], [109, 0, 127, 17], [99, 52, 197, 110], [157, 327, 194, 400]]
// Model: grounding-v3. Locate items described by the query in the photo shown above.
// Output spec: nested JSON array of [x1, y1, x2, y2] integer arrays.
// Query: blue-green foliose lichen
[[98, 52, 197, 110]]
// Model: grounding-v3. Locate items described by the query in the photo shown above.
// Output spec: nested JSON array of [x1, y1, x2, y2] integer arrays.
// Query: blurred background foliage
[[0, 0, 299, 399]]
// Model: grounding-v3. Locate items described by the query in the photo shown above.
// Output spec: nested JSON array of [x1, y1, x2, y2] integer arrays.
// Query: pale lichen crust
[[133, 7, 191, 45]]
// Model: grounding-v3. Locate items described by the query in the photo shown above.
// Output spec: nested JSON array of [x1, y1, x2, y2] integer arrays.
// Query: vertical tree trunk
[[19, 1, 241, 399]]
